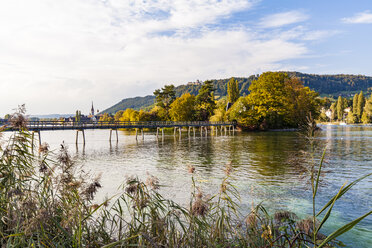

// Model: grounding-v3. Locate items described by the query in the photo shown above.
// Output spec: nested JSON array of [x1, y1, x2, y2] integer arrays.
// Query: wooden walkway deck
[[1, 120, 235, 131], [0, 120, 236, 145]]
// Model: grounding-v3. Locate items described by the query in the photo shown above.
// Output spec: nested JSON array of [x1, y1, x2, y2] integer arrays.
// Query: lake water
[[27, 125, 372, 247]]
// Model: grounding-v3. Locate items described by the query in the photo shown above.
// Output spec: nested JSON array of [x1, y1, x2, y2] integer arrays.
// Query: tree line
[[101, 72, 372, 114], [101, 72, 321, 130], [319, 91, 372, 124]]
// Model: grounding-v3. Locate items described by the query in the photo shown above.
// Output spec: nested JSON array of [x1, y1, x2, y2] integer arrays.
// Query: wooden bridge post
[[135, 128, 138, 140], [82, 130, 86, 145], [174, 127, 176, 136], [37, 130, 41, 147], [109, 129, 112, 142], [141, 128, 144, 140], [31, 131, 35, 153], [200, 126, 203, 136], [162, 128, 164, 137], [156, 127, 159, 138], [179, 127, 182, 136], [193, 127, 195, 136], [116, 129, 118, 142], [188, 126, 191, 137], [215, 126, 218, 136], [76, 130, 79, 144], [205, 126, 208, 136]]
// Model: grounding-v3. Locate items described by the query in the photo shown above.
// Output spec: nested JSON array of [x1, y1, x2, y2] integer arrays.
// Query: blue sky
[[0, 0, 371, 115]]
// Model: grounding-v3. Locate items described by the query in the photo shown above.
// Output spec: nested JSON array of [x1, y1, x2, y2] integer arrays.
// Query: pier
[[1, 120, 236, 145]]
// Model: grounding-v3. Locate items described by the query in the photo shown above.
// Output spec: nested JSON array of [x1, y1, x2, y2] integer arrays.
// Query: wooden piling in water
[[37, 130, 41, 146], [82, 130, 86, 145], [31, 131, 35, 153], [75, 130, 79, 144]]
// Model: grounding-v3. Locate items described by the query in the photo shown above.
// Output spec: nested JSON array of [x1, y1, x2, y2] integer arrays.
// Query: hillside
[[102, 72, 372, 114]]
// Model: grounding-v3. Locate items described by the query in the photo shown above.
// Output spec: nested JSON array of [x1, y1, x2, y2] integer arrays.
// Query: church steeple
[[91, 101, 94, 116]]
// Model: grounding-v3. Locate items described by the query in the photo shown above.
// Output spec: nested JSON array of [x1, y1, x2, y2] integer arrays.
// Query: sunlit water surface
[[20, 125, 372, 247]]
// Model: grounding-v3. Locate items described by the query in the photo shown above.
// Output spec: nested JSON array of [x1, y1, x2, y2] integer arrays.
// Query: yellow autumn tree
[[169, 93, 196, 121], [244, 72, 320, 129]]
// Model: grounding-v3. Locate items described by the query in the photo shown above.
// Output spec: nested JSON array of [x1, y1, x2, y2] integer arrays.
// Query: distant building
[[90, 102, 95, 116], [89, 102, 98, 122], [187, 80, 202, 85], [325, 109, 332, 119], [80, 115, 92, 122]]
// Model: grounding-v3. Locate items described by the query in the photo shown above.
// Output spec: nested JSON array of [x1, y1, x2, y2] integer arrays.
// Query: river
[[30, 124, 372, 247]]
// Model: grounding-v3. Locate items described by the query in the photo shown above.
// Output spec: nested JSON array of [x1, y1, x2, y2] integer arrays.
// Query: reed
[[0, 110, 370, 247]]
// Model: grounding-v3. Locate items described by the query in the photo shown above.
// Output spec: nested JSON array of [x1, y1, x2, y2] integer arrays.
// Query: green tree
[[195, 80, 216, 121], [361, 93, 372, 123], [227, 77, 239, 104], [330, 102, 337, 121], [356, 91, 365, 121], [150, 106, 168, 121], [169, 93, 196, 121], [99, 113, 113, 122], [352, 93, 358, 113], [75, 110, 81, 122], [153, 85, 176, 120], [137, 110, 153, 121], [227, 97, 254, 127], [210, 98, 228, 122], [336, 96, 344, 121], [120, 108, 139, 122], [284, 77, 320, 126], [346, 111, 358, 124], [246, 72, 319, 129], [114, 110, 124, 121]]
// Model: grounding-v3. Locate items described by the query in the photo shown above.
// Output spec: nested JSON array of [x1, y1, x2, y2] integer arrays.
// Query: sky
[[1, 0, 372, 116]]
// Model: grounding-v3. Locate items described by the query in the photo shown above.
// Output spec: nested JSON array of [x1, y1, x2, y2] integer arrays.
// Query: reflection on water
[[26, 125, 372, 247]]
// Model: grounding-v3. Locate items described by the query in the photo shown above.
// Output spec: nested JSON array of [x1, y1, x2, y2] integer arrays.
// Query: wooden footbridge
[[1, 120, 236, 145]]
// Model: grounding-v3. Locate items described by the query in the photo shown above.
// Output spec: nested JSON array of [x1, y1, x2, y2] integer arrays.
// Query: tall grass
[[0, 109, 370, 247]]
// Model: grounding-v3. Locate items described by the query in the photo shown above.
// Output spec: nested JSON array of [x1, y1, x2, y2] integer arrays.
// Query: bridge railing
[[1, 120, 235, 130]]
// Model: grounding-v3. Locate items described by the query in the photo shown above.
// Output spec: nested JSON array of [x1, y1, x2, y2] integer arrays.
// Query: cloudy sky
[[1, 0, 372, 115]]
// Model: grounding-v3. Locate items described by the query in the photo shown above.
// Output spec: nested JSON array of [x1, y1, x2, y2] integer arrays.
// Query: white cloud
[[259, 10, 309, 28], [342, 11, 372, 24], [0, 1, 313, 115]]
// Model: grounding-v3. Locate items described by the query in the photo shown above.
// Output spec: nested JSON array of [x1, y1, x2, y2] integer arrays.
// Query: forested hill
[[102, 72, 372, 114]]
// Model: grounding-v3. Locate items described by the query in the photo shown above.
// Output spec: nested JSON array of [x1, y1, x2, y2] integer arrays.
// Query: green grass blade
[[314, 147, 327, 198], [317, 173, 372, 216], [317, 210, 372, 248], [315, 182, 346, 236]]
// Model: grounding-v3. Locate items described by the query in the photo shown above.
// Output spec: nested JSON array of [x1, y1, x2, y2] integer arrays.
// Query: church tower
[[90, 102, 95, 116]]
